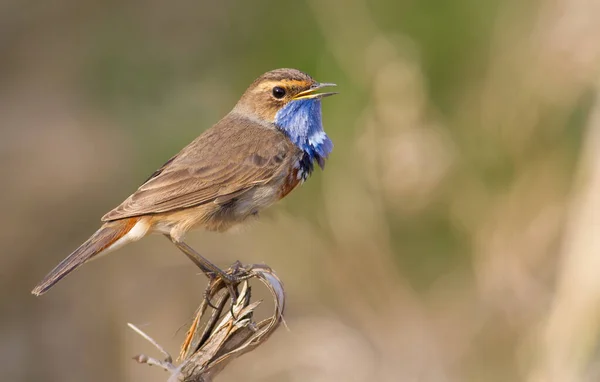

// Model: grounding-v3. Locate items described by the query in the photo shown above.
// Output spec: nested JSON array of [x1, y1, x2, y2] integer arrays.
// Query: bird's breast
[[279, 160, 307, 199]]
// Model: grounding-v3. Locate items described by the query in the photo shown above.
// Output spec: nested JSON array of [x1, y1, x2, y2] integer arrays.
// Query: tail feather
[[31, 218, 142, 296]]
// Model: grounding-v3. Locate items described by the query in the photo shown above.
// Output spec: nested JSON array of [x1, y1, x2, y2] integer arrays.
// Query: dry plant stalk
[[129, 262, 286, 382]]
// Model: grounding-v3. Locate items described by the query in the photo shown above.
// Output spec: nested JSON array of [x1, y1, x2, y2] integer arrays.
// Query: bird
[[31, 68, 337, 297]]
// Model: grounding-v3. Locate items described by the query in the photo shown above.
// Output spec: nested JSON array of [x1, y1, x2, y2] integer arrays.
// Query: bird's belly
[[150, 184, 285, 238], [230, 164, 303, 217]]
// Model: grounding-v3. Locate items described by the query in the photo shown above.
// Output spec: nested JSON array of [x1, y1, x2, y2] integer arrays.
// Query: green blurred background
[[2, 0, 600, 381]]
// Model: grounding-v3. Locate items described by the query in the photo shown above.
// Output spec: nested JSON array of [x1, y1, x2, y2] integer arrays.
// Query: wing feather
[[102, 116, 297, 221]]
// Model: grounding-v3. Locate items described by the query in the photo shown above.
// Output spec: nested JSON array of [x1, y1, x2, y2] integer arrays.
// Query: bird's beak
[[293, 82, 338, 100]]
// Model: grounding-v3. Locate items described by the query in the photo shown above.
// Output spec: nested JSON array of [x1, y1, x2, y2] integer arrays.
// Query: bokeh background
[[2, 0, 600, 381]]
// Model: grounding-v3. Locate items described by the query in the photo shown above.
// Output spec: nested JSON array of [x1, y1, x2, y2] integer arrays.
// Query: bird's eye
[[272, 86, 286, 99]]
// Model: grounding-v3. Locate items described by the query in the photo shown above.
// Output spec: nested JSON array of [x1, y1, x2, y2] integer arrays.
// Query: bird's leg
[[165, 235, 243, 308]]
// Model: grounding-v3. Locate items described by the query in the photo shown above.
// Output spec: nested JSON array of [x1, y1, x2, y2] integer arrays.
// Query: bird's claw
[[201, 261, 252, 318]]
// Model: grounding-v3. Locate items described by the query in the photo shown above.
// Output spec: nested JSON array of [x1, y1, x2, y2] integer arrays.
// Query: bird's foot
[[202, 261, 253, 316]]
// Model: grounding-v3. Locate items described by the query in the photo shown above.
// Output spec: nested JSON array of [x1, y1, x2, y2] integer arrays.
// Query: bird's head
[[234, 68, 337, 168]]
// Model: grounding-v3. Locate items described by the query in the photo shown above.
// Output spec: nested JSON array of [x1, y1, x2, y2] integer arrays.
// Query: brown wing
[[101, 115, 297, 221]]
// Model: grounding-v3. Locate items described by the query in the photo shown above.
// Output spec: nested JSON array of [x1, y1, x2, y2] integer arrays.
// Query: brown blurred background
[[2, 0, 600, 381]]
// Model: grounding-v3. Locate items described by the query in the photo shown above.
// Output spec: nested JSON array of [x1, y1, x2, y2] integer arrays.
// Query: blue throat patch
[[274, 99, 333, 172]]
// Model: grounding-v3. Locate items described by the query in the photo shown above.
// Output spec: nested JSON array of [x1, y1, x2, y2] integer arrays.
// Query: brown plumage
[[102, 115, 302, 235], [32, 68, 336, 296]]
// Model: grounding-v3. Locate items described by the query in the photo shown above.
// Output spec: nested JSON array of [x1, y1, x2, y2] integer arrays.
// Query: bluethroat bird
[[32, 68, 337, 298]]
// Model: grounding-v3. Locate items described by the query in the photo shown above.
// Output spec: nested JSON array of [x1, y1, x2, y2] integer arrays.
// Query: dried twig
[[129, 263, 286, 382]]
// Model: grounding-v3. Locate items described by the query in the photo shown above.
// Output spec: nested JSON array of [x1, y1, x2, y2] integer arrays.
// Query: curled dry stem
[[130, 263, 285, 382]]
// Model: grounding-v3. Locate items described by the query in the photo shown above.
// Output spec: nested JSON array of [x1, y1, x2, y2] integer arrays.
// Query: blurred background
[[2, 0, 600, 381]]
